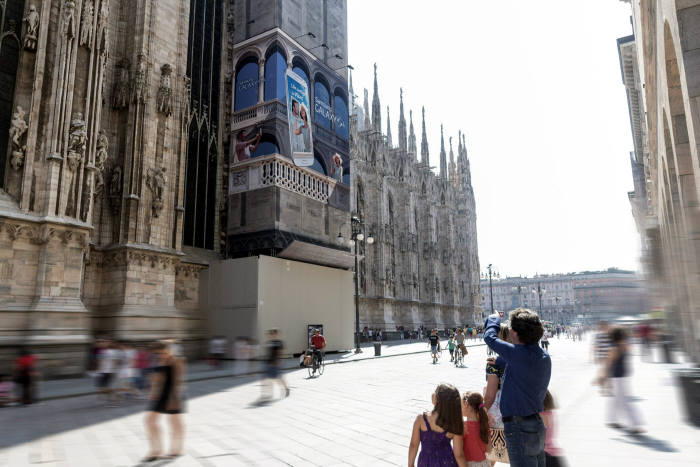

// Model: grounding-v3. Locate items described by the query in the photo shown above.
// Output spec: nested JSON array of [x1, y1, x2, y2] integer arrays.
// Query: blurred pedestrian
[[462, 392, 491, 467], [602, 327, 644, 433], [484, 324, 510, 466], [408, 383, 467, 467], [261, 329, 289, 400], [448, 335, 456, 362], [143, 341, 186, 462], [0, 374, 17, 406], [97, 340, 119, 404], [540, 330, 550, 352], [208, 335, 227, 367], [134, 345, 152, 396], [483, 309, 551, 467], [638, 322, 653, 362], [592, 322, 612, 395], [541, 390, 567, 467], [118, 342, 138, 400], [13, 347, 38, 405]]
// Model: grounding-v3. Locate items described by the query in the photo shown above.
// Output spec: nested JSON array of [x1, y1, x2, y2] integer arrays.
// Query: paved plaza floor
[[0, 337, 698, 466]]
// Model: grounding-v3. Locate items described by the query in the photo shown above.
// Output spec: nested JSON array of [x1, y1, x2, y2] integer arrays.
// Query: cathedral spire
[[420, 107, 429, 166], [386, 106, 393, 147], [372, 63, 381, 132], [398, 88, 407, 152], [439, 124, 447, 178], [408, 110, 417, 157], [348, 68, 355, 110], [363, 89, 370, 131], [449, 136, 457, 185], [463, 133, 472, 186]]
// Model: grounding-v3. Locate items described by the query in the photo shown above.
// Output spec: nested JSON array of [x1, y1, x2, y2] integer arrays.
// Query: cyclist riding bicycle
[[309, 329, 326, 365], [454, 328, 468, 359]]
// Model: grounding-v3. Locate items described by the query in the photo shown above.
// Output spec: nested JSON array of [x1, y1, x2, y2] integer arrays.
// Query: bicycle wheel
[[307, 362, 314, 377], [318, 358, 325, 375]]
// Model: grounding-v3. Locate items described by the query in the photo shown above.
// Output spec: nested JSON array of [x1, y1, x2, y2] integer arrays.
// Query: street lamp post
[[532, 282, 546, 320], [338, 215, 374, 354], [481, 264, 499, 318], [512, 283, 525, 308]]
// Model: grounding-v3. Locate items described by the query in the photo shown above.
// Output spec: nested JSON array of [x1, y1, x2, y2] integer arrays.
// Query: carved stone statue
[[112, 59, 130, 109], [9, 106, 28, 170], [94, 131, 108, 197], [79, 0, 94, 47], [132, 54, 147, 103], [146, 167, 166, 217], [62, 0, 77, 37], [66, 113, 87, 171], [156, 63, 173, 116], [23, 4, 40, 51], [108, 165, 122, 214]]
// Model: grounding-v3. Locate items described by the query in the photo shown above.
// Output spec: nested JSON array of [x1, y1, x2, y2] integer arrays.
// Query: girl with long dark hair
[[408, 383, 468, 467], [462, 392, 491, 467]]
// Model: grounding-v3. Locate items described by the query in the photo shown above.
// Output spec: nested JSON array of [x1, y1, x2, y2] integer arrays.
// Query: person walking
[[142, 341, 186, 462], [428, 329, 440, 364], [408, 383, 468, 467], [483, 309, 551, 467], [601, 327, 644, 433], [448, 335, 456, 362], [261, 329, 289, 400], [13, 348, 38, 405], [540, 330, 550, 353]]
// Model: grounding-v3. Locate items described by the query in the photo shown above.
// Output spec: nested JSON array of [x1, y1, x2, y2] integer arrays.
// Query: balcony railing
[[232, 99, 288, 127], [229, 154, 349, 210]]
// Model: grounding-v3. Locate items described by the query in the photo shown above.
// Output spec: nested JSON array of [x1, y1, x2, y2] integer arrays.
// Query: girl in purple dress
[[409, 383, 468, 467]]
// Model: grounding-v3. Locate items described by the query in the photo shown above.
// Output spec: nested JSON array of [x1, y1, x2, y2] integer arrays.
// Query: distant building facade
[[349, 67, 482, 331], [618, 0, 700, 362], [481, 270, 645, 325]]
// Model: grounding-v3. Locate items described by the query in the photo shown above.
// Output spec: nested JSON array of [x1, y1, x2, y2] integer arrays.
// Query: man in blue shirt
[[484, 309, 551, 467]]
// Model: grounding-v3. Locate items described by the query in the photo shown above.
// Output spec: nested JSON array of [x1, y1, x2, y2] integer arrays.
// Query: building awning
[[279, 240, 357, 269]]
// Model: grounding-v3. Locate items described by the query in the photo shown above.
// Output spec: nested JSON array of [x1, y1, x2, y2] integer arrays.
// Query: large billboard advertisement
[[286, 70, 313, 167]]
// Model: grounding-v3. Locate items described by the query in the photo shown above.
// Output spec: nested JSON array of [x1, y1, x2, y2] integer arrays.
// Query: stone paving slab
[[0, 337, 697, 466]]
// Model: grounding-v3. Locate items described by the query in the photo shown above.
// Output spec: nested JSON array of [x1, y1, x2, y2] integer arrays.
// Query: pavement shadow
[[0, 372, 266, 450], [616, 433, 678, 453]]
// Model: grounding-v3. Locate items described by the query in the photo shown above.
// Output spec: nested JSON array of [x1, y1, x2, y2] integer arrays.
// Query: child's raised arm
[[408, 415, 421, 466]]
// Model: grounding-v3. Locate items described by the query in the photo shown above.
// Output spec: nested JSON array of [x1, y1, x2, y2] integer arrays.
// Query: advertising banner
[[286, 70, 314, 167]]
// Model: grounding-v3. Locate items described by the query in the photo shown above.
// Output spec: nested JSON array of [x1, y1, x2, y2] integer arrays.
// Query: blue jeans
[[503, 415, 546, 467]]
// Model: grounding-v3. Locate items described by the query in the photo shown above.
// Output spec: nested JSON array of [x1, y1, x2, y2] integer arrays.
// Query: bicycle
[[306, 348, 325, 377]]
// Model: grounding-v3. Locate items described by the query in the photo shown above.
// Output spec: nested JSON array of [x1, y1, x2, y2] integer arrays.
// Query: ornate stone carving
[[94, 131, 108, 197], [146, 167, 166, 218], [183, 76, 191, 119], [108, 166, 122, 214], [231, 171, 247, 187], [66, 113, 87, 171], [23, 4, 40, 51], [9, 106, 28, 170], [113, 58, 130, 109], [132, 54, 147, 103], [79, 0, 94, 47], [62, 0, 77, 37], [156, 63, 173, 116]]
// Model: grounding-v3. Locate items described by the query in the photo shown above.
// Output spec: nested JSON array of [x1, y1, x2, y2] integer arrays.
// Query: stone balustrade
[[229, 153, 349, 210], [232, 99, 288, 127]]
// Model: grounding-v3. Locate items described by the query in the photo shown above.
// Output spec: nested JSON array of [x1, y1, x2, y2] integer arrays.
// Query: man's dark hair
[[510, 308, 544, 345], [609, 326, 626, 343]]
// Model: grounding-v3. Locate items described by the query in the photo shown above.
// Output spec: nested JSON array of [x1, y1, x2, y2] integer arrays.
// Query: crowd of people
[[411, 309, 566, 467]]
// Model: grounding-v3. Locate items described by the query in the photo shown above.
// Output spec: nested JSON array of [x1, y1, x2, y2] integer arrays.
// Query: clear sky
[[347, 0, 640, 278]]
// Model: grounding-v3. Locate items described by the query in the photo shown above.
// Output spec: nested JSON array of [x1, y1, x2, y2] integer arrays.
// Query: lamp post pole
[[533, 282, 545, 319], [488, 264, 495, 315], [341, 215, 374, 354]]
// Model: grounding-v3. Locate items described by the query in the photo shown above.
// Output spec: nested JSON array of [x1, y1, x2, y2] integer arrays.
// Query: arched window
[[252, 134, 279, 158], [264, 45, 286, 101], [292, 59, 310, 90], [333, 91, 349, 140], [0, 0, 24, 188], [234, 56, 259, 111], [314, 77, 331, 129], [310, 152, 326, 175]]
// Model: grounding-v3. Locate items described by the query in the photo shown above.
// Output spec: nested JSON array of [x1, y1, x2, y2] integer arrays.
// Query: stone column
[[258, 58, 265, 103]]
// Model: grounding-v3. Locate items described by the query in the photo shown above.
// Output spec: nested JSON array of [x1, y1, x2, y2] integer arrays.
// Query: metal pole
[[538, 283, 543, 317], [354, 237, 361, 353], [488, 264, 494, 314]]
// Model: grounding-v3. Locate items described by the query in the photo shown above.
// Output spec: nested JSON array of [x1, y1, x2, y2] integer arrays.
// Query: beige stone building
[[618, 0, 700, 362]]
